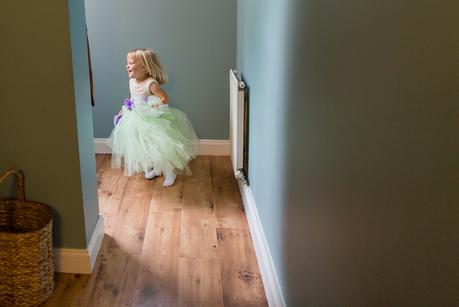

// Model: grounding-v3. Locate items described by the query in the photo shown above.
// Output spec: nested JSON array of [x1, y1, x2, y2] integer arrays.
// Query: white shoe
[[163, 171, 176, 187], [145, 168, 161, 180]]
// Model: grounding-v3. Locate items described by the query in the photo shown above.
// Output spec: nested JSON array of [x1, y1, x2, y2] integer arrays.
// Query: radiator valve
[[235, 170, 248, 186]]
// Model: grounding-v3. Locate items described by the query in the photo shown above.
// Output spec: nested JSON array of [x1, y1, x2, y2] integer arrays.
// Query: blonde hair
[[127, 48, 168, 84]]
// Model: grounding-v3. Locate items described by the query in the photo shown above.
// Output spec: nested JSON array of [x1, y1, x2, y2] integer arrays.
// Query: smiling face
[[126, 55, 147, 81]]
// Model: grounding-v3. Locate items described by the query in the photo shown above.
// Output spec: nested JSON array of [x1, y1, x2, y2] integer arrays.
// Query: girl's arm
[[149, 83, 169, 104]]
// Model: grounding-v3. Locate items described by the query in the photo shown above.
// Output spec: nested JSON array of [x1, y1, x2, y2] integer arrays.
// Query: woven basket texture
[[0, 169, 54, 306]]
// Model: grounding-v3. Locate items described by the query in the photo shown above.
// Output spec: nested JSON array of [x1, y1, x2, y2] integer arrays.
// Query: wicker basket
[[0, 169, 54, 306]]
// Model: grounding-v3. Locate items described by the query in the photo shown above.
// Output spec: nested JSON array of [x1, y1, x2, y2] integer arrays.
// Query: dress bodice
[[128, 77, 162, 107], [129, 77, 158, 98]]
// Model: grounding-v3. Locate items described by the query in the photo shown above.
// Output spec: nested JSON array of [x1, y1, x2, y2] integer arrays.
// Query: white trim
[[237, 180, 286, 307], [197, 139, 230, 156], [54, 248, 91, 274], [94, 138, 229, 156], [54, 215, 105, 274], [87, 215, 105, 271], [94, 138, 112, 154]]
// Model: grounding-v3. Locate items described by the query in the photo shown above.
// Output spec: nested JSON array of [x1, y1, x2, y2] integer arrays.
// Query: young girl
[[107, 48, 198, 187]]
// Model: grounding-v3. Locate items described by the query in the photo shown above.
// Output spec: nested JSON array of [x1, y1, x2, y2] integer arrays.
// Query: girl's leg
[[163, 170, 176, 187]]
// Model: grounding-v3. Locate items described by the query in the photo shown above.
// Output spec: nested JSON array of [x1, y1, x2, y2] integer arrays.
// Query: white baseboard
[[94, 138, 112, 154], [196, 139, 230, 156], [94, 138, 229, 156], [54, 215, 105, 274], [53, 248, 91, 274], [87, 215, 105, 271], [237, 180, 286, 307]]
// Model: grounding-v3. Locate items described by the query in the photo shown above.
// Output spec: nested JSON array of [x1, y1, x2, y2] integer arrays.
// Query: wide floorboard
[[42, 155, 267, 307]]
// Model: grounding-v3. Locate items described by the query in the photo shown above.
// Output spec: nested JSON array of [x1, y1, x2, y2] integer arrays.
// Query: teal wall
[[0, 0, 99, 249], [85, 0, 236, 139], [68, 0, 100, 244], [238, 0, 459, 305], [236, 0, 291, 298]]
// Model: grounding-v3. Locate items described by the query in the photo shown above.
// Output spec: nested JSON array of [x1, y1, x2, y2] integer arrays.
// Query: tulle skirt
[[106, 97, 198, 176]]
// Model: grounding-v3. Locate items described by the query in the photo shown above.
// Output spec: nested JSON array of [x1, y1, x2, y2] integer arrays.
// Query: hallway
[[43, 155, 267, 306]]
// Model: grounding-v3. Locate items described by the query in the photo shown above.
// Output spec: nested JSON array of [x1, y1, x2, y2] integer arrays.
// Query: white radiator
[[229, 69, 247, 183]]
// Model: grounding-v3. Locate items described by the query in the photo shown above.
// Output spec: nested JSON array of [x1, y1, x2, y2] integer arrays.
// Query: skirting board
[[54, 215, 105, 274], [94, 138, 229, 156], [237, 180, 286, 307]]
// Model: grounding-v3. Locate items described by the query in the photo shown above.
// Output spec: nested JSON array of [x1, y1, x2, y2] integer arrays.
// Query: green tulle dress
[[106, 77, 198, 176]]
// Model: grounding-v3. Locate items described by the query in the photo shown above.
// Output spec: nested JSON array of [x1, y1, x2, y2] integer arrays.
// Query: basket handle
[[0, 168, 25, 201]]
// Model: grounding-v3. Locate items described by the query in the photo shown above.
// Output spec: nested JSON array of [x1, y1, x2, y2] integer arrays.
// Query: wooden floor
[[42, 155, 267, 307]]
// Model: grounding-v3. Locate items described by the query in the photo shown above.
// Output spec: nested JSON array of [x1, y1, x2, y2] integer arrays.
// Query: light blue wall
[[238, 0, 459, 305], [85, 0, 236, 139], [236, 0, 291, 298], [67, 0, 100, 244]]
